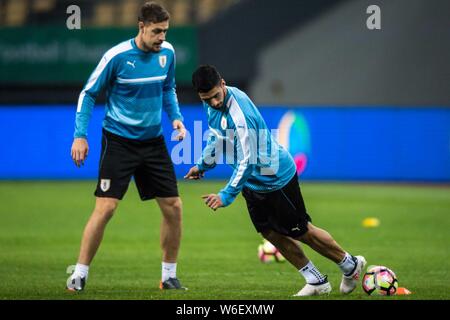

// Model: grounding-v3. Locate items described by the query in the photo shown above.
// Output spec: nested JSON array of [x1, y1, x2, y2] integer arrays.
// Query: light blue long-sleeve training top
[[196, 86, 297, 207], [74, 38, 183, 140]]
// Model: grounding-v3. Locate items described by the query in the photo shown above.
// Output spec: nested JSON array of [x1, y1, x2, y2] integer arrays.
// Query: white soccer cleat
[[340, 255, 367, 294], [293, 281, 332, 297], [66, 273, 87, 292]]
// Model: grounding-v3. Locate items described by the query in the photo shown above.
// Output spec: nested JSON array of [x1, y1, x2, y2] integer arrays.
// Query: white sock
[[299, 261, 327, 284], [338, 252, 356, 276], [162, 262, 177, 282], [74, 263, 89, 279]]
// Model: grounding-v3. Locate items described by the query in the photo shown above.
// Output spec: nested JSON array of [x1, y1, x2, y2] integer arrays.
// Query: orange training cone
[[396, 287, 412, 295]]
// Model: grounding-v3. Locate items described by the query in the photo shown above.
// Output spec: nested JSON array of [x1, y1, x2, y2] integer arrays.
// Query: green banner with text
[[0, 26, 197, 84]]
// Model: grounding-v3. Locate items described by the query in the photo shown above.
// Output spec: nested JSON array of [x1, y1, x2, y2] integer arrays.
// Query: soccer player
[[185, 65, 366, 296], [67, 2, 186, 291]]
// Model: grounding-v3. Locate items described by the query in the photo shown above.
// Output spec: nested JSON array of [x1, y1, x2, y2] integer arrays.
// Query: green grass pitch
[[0, 180, 449, 300]]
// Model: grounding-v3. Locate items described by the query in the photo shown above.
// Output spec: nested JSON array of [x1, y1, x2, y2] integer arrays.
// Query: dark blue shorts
[[242, 173, 312, 238], [94, 129, 179, 201]]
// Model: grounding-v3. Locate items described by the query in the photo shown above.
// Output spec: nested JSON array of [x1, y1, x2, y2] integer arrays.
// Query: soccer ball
[[362, 265, 398, 295], [257, 239, 285, 263]]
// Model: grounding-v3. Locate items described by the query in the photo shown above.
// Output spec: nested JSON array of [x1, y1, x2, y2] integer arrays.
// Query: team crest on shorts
[[159, 55, 167, 68], [100, 179, 111, 192]]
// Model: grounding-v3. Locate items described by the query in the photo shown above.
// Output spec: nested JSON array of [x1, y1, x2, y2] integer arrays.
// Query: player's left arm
[[203, 123, 254, 210], [215, 115, 255, 208], [184, 130, 219, 180], [162, 53, 185, 140]]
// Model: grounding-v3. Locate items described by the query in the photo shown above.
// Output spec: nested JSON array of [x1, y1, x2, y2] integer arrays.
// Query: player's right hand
[[71, 138, 89, 168], [184, 166, 204, 180]]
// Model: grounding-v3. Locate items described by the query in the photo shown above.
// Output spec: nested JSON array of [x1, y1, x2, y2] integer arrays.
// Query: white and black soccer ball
[[362, 265, 398, 296]]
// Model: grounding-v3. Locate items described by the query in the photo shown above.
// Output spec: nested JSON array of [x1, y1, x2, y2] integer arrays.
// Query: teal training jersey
[[74, 38, 183, 140], [197, 86, 297, 207]]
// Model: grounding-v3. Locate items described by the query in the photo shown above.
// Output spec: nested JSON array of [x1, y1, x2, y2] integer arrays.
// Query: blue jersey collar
[[131, 38, 152, 54]]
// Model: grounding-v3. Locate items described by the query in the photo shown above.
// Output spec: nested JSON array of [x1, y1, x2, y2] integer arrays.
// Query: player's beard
[[212, 101, 224, 110], [151, 42, 163, 52], [141, 43, 158, 53], [143, 40, 162, 53], [139, 35, 162, 52], [213, 88, 227, 109]]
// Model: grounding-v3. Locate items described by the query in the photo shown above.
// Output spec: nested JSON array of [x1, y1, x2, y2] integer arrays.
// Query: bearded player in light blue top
[[185, 65, 366, 297], [67, 2, 186, 292]]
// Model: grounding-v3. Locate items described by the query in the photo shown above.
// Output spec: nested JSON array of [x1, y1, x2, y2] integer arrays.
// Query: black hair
[[192, 65, 222, 93], [138, 2, 170, 24]]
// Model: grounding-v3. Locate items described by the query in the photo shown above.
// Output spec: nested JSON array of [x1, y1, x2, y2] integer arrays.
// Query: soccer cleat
[[293, 279, 332, 297], [66, 274, 86, 292], [159, 277, 187, 290], [340, 255, 367, 294]]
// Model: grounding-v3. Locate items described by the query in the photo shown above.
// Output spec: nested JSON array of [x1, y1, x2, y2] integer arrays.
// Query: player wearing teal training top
[[185, 65, 366, 297], [67, 2, 186, 292]]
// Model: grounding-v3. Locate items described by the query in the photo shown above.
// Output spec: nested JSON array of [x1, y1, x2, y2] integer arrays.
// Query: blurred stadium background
[[0, 0, 449, 299]]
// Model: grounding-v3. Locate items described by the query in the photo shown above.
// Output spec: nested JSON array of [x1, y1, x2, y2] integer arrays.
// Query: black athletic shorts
[[242, 173, 312, 238], [94, 129, 179, 201]]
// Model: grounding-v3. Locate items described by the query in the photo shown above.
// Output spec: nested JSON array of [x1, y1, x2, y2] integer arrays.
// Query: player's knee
[[162, 197, 183, 213], [298, 232, 311, 244], [160, 197, 183, 222], [298, 225, 316, 244], [94, 198, 118, 220], [171, 197, 183, 213]]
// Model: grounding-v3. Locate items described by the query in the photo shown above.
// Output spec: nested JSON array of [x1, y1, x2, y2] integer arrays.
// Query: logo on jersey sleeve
[[159, 55, 167, 68]]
